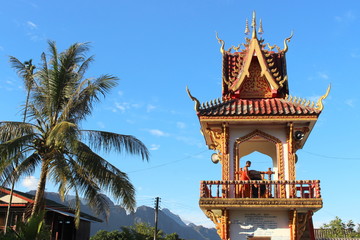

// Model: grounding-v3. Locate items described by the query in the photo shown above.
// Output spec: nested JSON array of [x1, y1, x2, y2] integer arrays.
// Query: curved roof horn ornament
[[316, 84, 331, 111], [215, 32, 225, 55], [186, 86, 201, 112], [282, 31, 294, 53]]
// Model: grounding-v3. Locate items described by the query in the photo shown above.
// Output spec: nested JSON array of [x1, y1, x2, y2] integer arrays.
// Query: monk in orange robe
[[239, 161, 252, 197]]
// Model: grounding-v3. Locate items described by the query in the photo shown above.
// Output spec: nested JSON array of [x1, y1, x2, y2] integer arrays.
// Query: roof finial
[[316, 84, 331, 111], [251, 11, 257, 39], [186, 86, 200, 112], [215, 32, 225, 55], [258, 19, 264, 36], [244, 19, 250, 35]]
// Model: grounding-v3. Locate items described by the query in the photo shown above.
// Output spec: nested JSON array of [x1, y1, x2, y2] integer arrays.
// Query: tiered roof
[[188, 12, 329, 119]]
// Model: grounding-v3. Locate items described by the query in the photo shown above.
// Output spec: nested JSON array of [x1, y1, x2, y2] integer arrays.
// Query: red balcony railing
[[200, 180, 321, 199]]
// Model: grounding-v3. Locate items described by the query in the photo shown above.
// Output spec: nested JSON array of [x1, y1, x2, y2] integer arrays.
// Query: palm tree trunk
[[4, 89, 31, 232], [4, 180, 16, 233], [31, 160, 48, 216]]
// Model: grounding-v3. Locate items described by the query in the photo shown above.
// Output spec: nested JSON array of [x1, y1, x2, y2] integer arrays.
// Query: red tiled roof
[[198, 98, 320, 117]]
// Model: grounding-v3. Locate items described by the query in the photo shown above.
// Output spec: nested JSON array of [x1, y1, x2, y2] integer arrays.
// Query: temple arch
[[233, 129, 284, 180], [240, 151, 274, 180]]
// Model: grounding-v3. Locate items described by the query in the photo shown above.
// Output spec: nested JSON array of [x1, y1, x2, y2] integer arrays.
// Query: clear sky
[[1, 0, 360, 229]]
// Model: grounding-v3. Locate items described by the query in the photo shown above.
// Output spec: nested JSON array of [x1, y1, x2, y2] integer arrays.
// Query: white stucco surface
[[230, 210, 290, 240]]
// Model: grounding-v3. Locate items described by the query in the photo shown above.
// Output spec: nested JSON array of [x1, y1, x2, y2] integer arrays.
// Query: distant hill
[[27, 191, 220, 240]]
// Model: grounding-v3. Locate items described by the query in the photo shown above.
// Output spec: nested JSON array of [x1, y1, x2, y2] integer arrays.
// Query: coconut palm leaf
[[59, 75, 118, 123], [81, 130, 149, 160], [0, 122, 35, 142], [1, 153, 41, 186]]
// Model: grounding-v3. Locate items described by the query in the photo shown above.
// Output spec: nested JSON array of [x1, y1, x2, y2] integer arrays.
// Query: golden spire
[[258, 19, 264, 35], [244, 19, 250, 35], [251, 11, 257, 39]]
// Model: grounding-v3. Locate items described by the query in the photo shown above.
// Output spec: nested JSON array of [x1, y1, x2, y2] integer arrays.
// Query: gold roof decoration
[[215, 32, 225, 55], [186, 86, 201, 112], [244, 19, 250, 35], [216, 12, 293, 99], [284, 94, 316, 108], [315, 84, 331, 111]]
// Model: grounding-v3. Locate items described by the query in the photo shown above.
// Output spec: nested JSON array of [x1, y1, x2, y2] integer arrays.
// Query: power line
[[128, 149, 208, 173], [302, 150, 360, 160]]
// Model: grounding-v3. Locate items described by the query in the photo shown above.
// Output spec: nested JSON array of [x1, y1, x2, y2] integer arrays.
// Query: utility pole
[[153, 197, 160, 240]]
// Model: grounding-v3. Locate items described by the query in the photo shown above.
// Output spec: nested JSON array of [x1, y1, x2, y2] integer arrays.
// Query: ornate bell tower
[[187, 12, 329, 240]]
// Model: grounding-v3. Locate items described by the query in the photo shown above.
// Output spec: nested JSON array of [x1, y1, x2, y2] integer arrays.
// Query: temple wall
[[229, 210, 290, 240]]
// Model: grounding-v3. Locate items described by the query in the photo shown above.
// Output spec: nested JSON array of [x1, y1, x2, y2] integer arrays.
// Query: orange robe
[[239, 169, 251, 197]]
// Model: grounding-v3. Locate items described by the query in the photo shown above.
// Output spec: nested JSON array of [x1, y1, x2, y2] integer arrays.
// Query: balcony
[[199, 180, 322, 211]]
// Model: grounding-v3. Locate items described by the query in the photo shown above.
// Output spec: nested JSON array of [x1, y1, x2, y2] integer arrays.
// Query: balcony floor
[[199, 197, 323, 212]]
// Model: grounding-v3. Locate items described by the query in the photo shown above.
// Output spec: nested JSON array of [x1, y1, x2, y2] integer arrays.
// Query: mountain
[[88, 204, 221, 240], [27, 191, 220, 240]]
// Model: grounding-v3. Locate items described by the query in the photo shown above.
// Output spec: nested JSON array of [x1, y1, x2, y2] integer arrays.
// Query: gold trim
[[316, 84, 331, 111], [230, 36, 279, 92], [200, 198, 323, 210], [289, 210, 313, 240], [199, 115, 319, 121], [282, 31, 294, 53], [251, 11, 257, 39], [288, 123, 296, 182], [205, 209, 229, 240], [244, 19, 250, 34], [206, 128, 223, 152], [216, 32, 225, 55], [222, 124, 230, 180], [258, 19, 264, 35], [279, 75, 288, 88], [186, 86, 200, 112]]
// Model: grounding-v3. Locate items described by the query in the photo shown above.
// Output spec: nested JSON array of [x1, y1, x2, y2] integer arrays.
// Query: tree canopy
[[91, 223, 185, 240], [320, 216, 360, 238], [0, 41, 149, 226]]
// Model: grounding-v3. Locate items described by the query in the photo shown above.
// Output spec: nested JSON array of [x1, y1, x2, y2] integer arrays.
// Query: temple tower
[[187, 13, 329, 240]]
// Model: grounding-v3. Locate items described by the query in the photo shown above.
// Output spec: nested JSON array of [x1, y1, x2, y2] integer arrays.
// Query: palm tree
[[0, 41, 149, 226], [4, 58, 36, 232]]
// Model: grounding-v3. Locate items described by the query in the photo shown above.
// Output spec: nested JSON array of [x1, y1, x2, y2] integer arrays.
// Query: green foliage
[[0, 212, 51, 240], [1, 41, 149, 227], [89, 230, 123, 240], [320, 216, 360, 238], [91, 222, 186, 240], [164, 233, 183, 240]]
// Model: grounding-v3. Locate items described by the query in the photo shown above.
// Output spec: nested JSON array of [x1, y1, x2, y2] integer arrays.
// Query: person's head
[[246, 161, 251, 167]]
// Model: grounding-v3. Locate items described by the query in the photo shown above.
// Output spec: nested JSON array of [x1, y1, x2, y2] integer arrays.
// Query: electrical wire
[[128, 149, 208, 173], [302, 150, 360, 160]]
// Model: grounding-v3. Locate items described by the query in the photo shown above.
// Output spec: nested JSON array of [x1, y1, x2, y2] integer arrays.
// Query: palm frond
[[0, 135, 36, 164], [77, 55, 94, 78], [9, 57, 36, 90], [65, 155, 111, 219], [81, 130, 149, 161], [0, 121, 36, 142], [59, 75, 118, 123], [70, 141, 135, 211], [46, 121, 78, 149], [1, 153, 41, 186]]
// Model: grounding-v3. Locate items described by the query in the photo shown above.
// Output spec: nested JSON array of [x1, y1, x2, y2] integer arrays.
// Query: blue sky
[[1, 0, 360, 228]]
